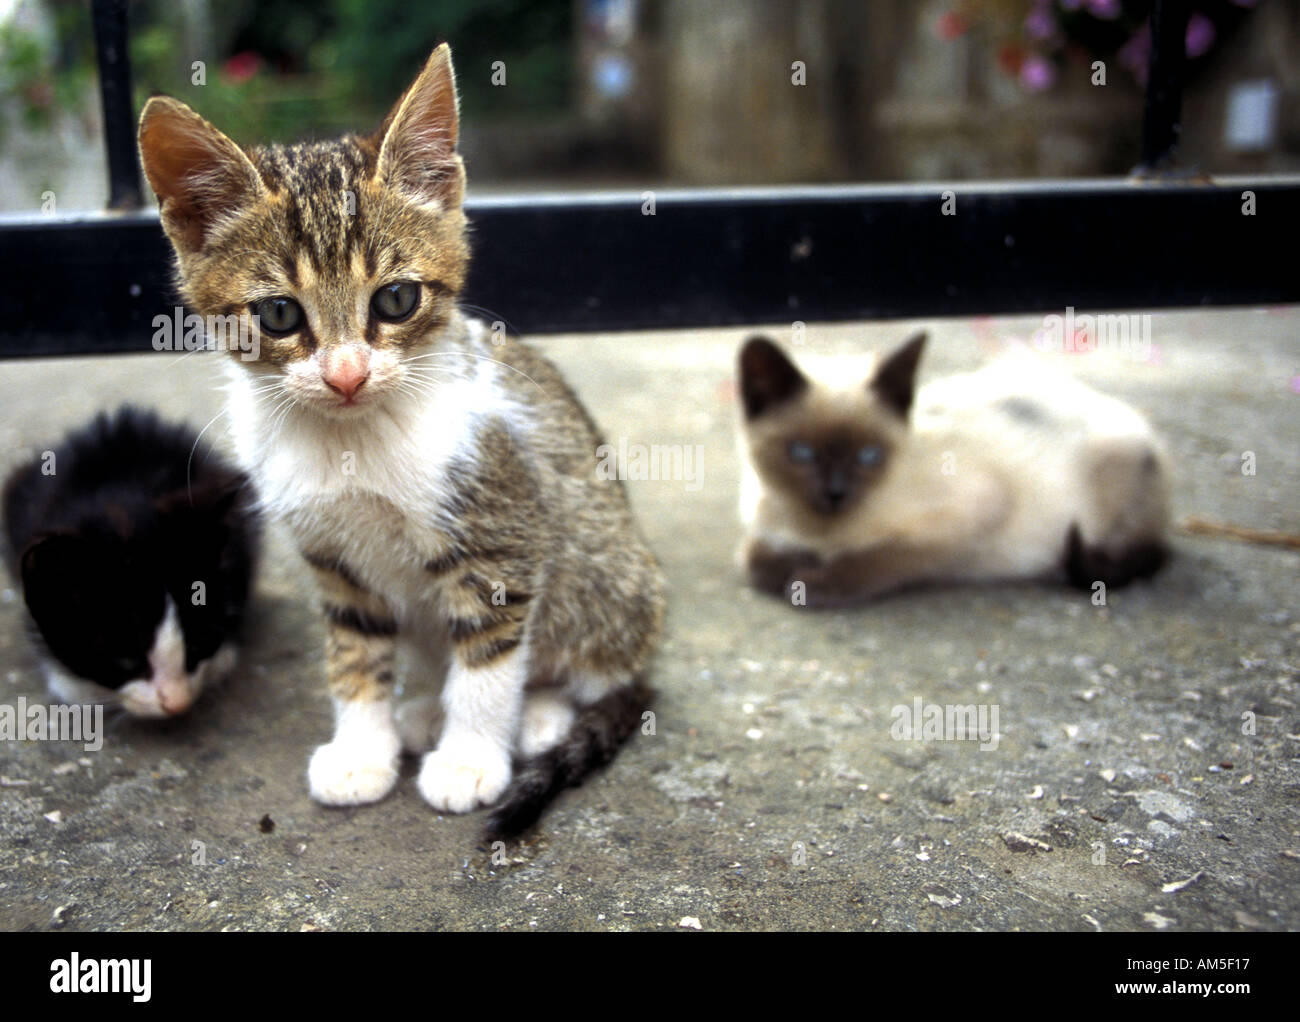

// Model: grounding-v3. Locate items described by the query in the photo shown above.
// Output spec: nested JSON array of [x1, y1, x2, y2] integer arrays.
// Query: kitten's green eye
[[788, 442, 815, 463], [857, 445, 883, 467], [252, 297, 303, 336], [372, 282, 420, 322]]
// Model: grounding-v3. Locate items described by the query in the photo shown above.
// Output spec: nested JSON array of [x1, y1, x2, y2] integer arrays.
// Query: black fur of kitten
[[2, 405, 260, 717]]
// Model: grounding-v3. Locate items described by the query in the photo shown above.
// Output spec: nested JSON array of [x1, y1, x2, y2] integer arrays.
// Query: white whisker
[[186, 405, 232, 501]]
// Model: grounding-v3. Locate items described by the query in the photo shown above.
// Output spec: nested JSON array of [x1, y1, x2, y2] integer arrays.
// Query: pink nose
[[322, 348, 370, 401], [155, 680, 193, 716], [324, 368, 368, 400]]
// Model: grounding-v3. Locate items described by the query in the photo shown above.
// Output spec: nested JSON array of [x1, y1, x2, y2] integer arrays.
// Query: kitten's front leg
[[744, 537, 821, 596], [304, 559, 402, 805], [418, 649, 525, 813], [792, 542, 948, 607], [417, 569, 532, 814]]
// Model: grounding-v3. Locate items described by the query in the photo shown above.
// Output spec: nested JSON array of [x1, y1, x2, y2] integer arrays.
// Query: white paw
[[417, 736, 512, 814], [518, 693, 575, 757], [395, 696, 444, 755], [308, 736, 399, 806]]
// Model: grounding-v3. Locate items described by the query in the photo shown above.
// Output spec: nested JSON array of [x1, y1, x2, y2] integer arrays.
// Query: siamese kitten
[[137, 45, 664, 836], [2, 406, 259, 717], [738, 334, 1170, 606]]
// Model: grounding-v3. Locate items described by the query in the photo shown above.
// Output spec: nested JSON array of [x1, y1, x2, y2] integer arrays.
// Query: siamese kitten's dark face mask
[[778, 431, 893, 515], [738, 332, 927, 518]]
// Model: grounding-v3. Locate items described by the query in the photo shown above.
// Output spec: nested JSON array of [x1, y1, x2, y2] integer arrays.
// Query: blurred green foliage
[[127, 0, 572, 143], [331, 0, 572, 116], [0, 2, 94, 146]]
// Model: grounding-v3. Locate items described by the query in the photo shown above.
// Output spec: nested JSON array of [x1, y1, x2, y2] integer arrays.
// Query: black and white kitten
[[3, 406, 260, 718]]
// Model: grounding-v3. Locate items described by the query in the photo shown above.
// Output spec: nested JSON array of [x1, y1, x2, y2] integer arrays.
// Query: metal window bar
[[0, 0, 1294, 361], [92, 0, 142, 211], [1137, 0, 1188, 175]]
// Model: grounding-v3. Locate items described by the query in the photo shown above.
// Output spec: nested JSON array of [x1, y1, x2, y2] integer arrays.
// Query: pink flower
[[998, 42, 1026, 76], [1186, 13, 1216, 58], [1085, 0, 1121, 19], [935, 11, 969, 40], [1119, 21, 1151, 86], [223, 51, 264, 84], [1020, 53, 1056, 91], [1025, 6, 1057, 40]]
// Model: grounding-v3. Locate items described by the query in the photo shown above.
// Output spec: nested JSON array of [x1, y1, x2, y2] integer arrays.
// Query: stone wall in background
[[650, 0, 1298, 185]]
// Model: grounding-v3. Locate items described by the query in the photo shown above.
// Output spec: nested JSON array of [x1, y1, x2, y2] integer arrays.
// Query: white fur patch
[[417, 732, 513, 814], [308, 698, 401, 806], [568, 669, 626, 706], [225, 315, 530, 622], [518, 691, 575, 757], [43, 661, 114, 710], [417, 646, 527, 812], [43, 600, 236, 719]]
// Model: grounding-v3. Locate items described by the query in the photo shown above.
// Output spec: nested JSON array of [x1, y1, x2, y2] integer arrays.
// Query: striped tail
[[486, 678, 653, 839]]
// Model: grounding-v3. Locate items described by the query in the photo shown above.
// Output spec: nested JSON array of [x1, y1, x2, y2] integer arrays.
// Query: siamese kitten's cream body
[[138, 46, 664, 836], [738, 334, 1170, 605]]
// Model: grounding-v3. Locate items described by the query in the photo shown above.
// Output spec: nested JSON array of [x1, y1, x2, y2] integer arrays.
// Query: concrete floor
[[1, 308, 1297, 931]]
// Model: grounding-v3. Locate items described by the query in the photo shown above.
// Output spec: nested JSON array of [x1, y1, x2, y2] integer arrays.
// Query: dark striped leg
[[303, 556, 402, 806]]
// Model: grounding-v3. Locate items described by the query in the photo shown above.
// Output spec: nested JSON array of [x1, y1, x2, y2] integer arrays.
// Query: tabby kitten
[[137, 45, 665, 835], [738, 333, 1170, 606]]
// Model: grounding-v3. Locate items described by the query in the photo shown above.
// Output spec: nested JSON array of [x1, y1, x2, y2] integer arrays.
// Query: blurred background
[[0, 0, 1296, 212]]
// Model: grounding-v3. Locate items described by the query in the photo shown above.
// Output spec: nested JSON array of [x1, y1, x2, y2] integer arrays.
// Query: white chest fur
[[223, 348, 520, 617]]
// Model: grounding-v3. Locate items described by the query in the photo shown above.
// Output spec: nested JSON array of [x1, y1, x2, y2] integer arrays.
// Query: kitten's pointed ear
[[375, 43, 465, 208], [138, 96, 264, 254], [739, 336, 808, 420], [871, 331, 928, 419]]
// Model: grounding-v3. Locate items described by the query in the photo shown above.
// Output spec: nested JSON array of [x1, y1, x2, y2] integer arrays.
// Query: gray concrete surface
[[1, 309, 1297, 931]]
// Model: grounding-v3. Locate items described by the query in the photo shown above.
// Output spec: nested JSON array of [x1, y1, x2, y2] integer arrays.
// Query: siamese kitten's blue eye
[[857, 445, 883, 467], [788, 442, 816, 463], [253, 297, 303, 335], [372, 282, 420, 322]]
